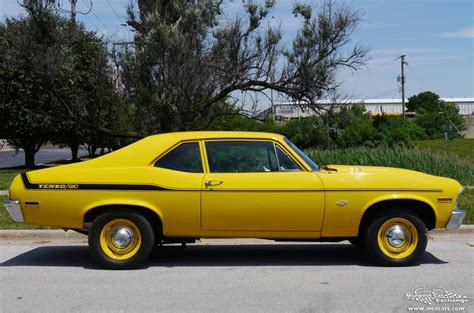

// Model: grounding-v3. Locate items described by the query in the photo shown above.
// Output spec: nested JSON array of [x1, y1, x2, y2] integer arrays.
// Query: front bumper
[[445, 208, 465, 230], [3, 200, 23, 222]]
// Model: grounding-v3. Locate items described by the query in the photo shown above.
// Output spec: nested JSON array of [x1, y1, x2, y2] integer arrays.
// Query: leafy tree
[[407, 91, 465, 138], [0, 4, 127, 166], [117, 0, 367, 135], [406, 91, 441, 112], [53, 24, 129, 161], [0, 10, 66, 167]]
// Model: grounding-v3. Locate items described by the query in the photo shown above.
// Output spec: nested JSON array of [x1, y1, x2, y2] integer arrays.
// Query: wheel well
[[83, 205, 163, 238], [358, 199, 436, 237]]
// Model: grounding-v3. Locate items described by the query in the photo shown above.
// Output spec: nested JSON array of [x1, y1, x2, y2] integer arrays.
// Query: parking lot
[[0, 233, 472, 313]]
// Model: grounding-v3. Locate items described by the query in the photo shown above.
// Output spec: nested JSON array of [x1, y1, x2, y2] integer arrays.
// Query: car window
[[155, 142, 203, 173], [275, 146, 301, 171], [205, 141, 279, 173]]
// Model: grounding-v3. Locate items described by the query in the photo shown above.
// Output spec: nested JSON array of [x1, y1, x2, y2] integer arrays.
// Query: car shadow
[[0, 243, 448, 269]]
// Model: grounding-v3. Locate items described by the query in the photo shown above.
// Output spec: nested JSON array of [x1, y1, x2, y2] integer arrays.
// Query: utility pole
[[400, 54, 407, 118], [70, 0, 77, 25]]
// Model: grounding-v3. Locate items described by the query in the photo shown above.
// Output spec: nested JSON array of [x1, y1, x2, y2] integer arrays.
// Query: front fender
[[321, 191, 438, 237]]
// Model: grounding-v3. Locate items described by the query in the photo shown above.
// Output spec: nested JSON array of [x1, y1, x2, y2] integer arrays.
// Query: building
[[273, 97, 474, 122]]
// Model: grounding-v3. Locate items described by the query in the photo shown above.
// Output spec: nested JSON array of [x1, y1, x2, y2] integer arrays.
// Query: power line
[[105, 0, 126, 24], [369, 88, 399, 99], [90, 9, 115, 35]]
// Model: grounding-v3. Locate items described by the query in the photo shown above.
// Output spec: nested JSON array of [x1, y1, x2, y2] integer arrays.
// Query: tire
[[348, 238, 365, 248], [88, 211, 155, 269], [365, 209, 427, 266]]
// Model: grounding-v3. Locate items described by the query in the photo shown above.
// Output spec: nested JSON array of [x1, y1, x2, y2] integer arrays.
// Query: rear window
[[155, 142, 202, 173]]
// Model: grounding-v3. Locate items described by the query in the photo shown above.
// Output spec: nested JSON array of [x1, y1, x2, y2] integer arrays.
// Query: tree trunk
[[24, 146, 36, 169], [70, 141, 80, 162]]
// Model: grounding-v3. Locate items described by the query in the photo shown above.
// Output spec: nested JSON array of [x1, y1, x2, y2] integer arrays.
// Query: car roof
[[147, 131, 285, 141]]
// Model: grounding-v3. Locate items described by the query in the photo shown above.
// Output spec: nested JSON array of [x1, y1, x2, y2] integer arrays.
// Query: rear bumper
[[445, 208, 465, 230], [3, 200, 23, 222]]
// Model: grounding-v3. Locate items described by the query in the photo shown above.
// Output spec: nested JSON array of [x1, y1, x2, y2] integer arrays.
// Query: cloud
[[439, 27, 474, 38]]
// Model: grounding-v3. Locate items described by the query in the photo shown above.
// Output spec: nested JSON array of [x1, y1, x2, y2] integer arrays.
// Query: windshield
[[284, 138, 319, 171]]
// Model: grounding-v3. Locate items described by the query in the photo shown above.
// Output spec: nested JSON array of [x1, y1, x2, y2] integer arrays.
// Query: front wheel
[[88, 211, 155, 269], [366, 210, 427, 266]]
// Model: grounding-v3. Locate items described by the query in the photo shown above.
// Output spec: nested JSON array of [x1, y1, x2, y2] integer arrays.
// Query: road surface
[[0, 234, 472, 312], [0, 148, 88, 168]]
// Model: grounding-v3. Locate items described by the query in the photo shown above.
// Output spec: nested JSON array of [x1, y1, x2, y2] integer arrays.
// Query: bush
[[280, 116, 326, 149], [373, 115, 426, 146]]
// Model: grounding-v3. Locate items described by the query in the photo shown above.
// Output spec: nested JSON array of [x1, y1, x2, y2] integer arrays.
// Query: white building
[[274, 97, 474, 121]]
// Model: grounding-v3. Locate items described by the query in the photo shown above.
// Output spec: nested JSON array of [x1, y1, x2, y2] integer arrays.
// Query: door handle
[[205, 180, 223, 187]]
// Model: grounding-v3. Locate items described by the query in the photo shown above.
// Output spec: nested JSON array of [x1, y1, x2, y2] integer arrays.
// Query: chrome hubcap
[[110, 226, 134, 249], [385, 225, 408, 248]]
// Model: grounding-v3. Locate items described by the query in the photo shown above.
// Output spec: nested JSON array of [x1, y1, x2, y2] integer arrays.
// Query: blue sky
[[1, 0, 473, 101]]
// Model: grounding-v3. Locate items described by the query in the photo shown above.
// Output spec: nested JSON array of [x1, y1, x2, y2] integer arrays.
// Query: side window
[[276, 146, 301, 171], [155, 142, 203, 173], [206, 141, 278, 173]]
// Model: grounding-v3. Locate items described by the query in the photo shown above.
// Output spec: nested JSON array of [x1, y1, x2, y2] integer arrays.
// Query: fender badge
[[336, 200, 348, 207]]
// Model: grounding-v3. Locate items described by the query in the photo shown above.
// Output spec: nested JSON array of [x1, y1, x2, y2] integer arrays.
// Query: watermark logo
[[406, 286, 471, 305]]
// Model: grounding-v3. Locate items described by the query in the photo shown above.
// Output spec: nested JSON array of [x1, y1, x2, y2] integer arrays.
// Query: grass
[[460, 189, 474, 225], [417, 139, 474, 163], [0, 169, 25, 190], [307, 146, 474, 186]]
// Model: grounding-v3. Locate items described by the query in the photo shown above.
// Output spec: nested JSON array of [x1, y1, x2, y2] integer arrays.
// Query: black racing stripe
[[20, 173, 443, 193], [21, 173, 170, 191]]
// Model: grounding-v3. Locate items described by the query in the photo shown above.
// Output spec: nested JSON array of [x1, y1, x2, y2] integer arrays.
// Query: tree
[[407, 91, 465, 138], [53, 24, 128, 161], [117, 0, 367, 135], [0, 10, 66, 167], [406, 91, 443, 112]]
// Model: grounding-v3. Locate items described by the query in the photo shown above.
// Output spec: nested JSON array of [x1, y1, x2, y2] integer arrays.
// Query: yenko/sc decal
[[38, 184, 79, 189]]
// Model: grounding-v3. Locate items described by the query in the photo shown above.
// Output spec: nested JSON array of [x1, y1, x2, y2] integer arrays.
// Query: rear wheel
[[366, 210, 427, 266], [88, 211, 155, 269]]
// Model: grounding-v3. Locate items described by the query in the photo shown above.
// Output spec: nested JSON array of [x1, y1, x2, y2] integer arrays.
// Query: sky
[[1, 0, 473, 103]]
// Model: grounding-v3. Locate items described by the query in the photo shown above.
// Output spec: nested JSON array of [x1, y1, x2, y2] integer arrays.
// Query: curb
[[0, 226, 472, 241]]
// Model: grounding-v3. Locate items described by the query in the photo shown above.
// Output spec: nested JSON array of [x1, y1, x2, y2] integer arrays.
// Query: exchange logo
[[406, 286, 471, 305]]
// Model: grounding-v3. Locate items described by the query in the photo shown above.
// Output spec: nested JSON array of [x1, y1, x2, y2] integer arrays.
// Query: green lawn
[[417, 139, 474, 163], [459, 188, 474, 225], [0, 169, 24, 190]]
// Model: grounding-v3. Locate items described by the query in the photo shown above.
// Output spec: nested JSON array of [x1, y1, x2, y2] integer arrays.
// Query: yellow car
[[4, 131, 465, 269]]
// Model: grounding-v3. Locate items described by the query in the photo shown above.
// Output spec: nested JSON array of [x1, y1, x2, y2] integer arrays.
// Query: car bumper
[[3, 200, 23, 222], [445, 208, 465, 230]]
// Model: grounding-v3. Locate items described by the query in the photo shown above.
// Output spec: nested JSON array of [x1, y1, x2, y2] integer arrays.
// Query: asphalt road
[[0, 236, 473, 313], [0, 148, 88, 168]]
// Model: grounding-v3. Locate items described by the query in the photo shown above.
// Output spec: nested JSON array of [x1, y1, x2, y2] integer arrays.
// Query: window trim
[[202, 139, 304, 174], [152, 141, 205, 173], [274, 143, 302, 172]]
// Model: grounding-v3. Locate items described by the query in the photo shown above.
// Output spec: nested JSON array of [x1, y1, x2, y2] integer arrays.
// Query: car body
[[4, 131, 465, 268]]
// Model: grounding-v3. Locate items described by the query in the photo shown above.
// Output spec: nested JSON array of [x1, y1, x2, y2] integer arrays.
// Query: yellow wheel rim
[[377, 217, 418, 259], [99, 219, 142, 260]]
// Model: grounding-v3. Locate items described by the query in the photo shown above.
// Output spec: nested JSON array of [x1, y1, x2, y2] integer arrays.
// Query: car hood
[[322, 165, 429, 176], [318, 164, 462, 194]]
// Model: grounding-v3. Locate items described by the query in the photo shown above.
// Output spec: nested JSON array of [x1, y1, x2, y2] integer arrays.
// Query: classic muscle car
[[4, 131, 465, 269]]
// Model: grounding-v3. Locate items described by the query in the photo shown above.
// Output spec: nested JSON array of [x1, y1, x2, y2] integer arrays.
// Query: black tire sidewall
[[366, 210, 427, 266], [88, 211, 155, 269]]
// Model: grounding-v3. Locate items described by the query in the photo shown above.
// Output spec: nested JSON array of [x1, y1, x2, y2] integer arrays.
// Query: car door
[[201, 140, 325, 232]]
